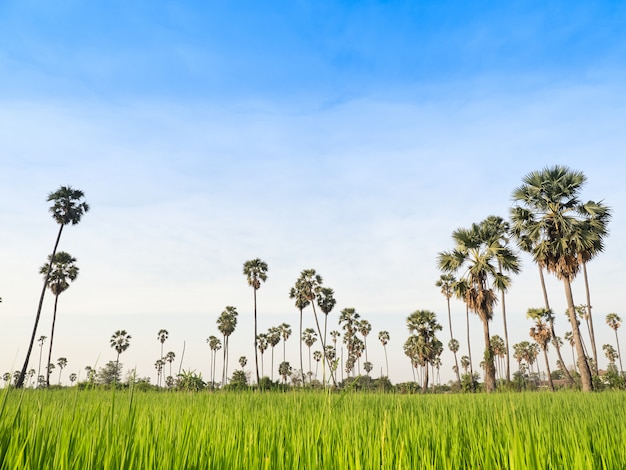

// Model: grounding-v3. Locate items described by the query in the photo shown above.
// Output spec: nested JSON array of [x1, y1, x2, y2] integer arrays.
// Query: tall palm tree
[[110, 330, 131, 384], [378, 331, 390, 378], [217, 306, 238, 386], [406, 310, 442, 393], [267, 327, 281, 381], [527, 308, 554, 391], [157, 329, 168, 385], [358, 319, 372, 364], [482, 215, 520, 384], [279, 323, 292, 363], [438, 220, 518, 392], [563, 331, 577, 372], [56, 357, 67, 385], [606, 313, 623, 373], [165, 351, 176, 380], [16, 186, 89, 388], [302, 328, 317, 383], [39, 251, 79, 387], [317, 287, 337, 384], [256, 333, 268, 378], [453, 279, 474, 379], [313, 350, 322, 380], [435, 273, 461, 384], [511, 165, 610, 391], [289, 281, 310, 385], [243, 258, 268, 385], [206, 335, 222, 388], [36, 335, 47, 388]]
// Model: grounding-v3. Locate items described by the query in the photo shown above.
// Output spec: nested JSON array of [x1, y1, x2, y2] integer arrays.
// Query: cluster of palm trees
[[436, 165, 612, 392], [8, 167, 620, 392]]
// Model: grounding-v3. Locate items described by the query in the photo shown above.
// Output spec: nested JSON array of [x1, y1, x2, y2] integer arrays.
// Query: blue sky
[[1, 1, 625, 385]]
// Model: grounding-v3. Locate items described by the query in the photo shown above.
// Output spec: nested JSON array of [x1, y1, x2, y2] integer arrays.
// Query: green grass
[[1, 388, 625, 469]]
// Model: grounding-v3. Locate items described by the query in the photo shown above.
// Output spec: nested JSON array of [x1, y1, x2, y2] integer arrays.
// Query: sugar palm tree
[[256, 333, 268, 378], [436, 273, 461, 384], [317, 287, 337, 368], [406, 310, 442, 393], [239, 356, 247, 370], [511, 165, 610, 391], [289, 281, 310, 385], [267, 327, 281, 381], [313, 350, 322, 380], [438, 219, 518, 392], [243, 258, 268, 385], [527, 308, 554, 391], [206, 335, 222, 388], [17, 186, 89, 388], [453, 279, 474, 378], [490, 335, 506, 382], [56, 357, 67, 385], [358, 319, 372, 364], [279, 323, 292, 363], [217, 306, 238, 386], [378, 331, 390, 378], [110, 330, 131, 384], [165, 351, 176, 379], [39, 251, 79, 387], [302, 328, 317, 382], [482, 215, 520, 383], [606, 313, 623, 373], [36, 335, 47, 388]]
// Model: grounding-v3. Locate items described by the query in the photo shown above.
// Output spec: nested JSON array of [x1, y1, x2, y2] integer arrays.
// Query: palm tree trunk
[[45, 294, 61, 387], [253, 288, 260, 386], [271, 346, 275, 381], [16, 224, 64, 388], [481, 318, 496, 392], [614, 330, 623, 373], [582, 263, 599, 374], [538, 265, 574, 384], [498, 260, 511, 384], [446, 297, 461, 384], [563, 278, 593, 391], [37, 344, 44, 388], [542, 347, 554, 391], [310, 304, 336, 386], [299, 308, 304, 387], [422, 363, 429, 394], [466, 304, 474, 377], [222, 334, 227, 386], [383, 345, 389, 378]]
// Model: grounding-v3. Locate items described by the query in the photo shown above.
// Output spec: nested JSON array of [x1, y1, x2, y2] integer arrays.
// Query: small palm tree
[[69, 373, 77, 385], [56, 357, 68, 385], [217, 306, 238, 386], [378, 331, 390, 378], [16, 186, 89, 388], [165, 351, 176, 379], [302, 328, 317, 383], [239, 356, 247, 370], [36, 335, 47, 388], [243, 258, 268, 385], [606, 313, 623, 373], [267, 327, 281, 381], [358, 319, 372, 364], [527, 308, 554, 391], [110, 330, 131, 384], [317, 286, 337, 383], [256, 333, 268, 378], [313, 350, 322, 380], [279, 323, 292, 363], [206, 336, 222, 388], [40, 251, 79, 386], [436, 273, 461, 384]]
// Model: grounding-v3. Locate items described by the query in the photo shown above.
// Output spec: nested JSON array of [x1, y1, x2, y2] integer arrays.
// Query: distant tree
[[239, 356, 247, 370], [110, 330, 131, 384], [206, 335, 222, 388], [36, 336, 47, 388], [256, 333, 268, 378], [165, 351, 176, 379], [217, 306, 238, 385], [436, 273, 461, 384], [278, 361, 292, 385], [243, 258, 268, 385], [267, 327, 281, 381], [16, 186, 89, 388], [69, 372, 77, 385], [40, 251, 79, 386], [289, 280, 310, 385], [97, 361, 122, 385], [606, 313, 623, 373], [527, 308, 555, 391], [302, 328, 318, 383], [56, 357, 68, 385], [378, 331, 390, 378], [313, 351, 322, 380], [279, 323, 292, 363]]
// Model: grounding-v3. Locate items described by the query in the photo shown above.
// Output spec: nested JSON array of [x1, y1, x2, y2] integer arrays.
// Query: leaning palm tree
[[511, 165, 610, 391], [606, 313, 623, 373], [110, 330, 131, 384], [378, 331, 390, 378], [243, 258, 268, 385], [438, 220, 519, 392], [40, 251, 79, 387], [217, 306, 238, 386], [16, 186, 89, 388], [435, 273, 461, 384]]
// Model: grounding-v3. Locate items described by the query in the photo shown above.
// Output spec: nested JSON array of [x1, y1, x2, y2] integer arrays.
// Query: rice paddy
[[1, 388, 624, 469]]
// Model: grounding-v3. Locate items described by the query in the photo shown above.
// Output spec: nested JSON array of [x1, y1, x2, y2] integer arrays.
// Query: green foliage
[[227, 370, 249, 390], [176, 370, 206, 392], [97, 361, 122, 385]]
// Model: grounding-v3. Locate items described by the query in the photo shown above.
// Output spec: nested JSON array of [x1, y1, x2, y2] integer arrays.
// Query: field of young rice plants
[[1, 388, 625, 469]]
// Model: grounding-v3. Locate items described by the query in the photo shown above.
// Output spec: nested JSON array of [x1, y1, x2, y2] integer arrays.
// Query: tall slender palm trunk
[[383, 345, 389, 378], [538, 266, 574, 384], [45, 294, 61, 386], [542, 347, 554, 391], [446, 297, 461, 384], [16, 224, 64, 388], [582, 264, 599, 374], [299, 308, 304, 386], [498, 260, 511, 384], [481, 319, 496, 392], [310, 304, 336, 386], [253, 288, 260, 385], [465, 304, 474, 377], [564, 279, 593, 391]]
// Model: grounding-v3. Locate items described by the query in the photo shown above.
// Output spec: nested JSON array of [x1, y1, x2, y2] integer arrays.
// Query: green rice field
[[1, 388, 625, 469]]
